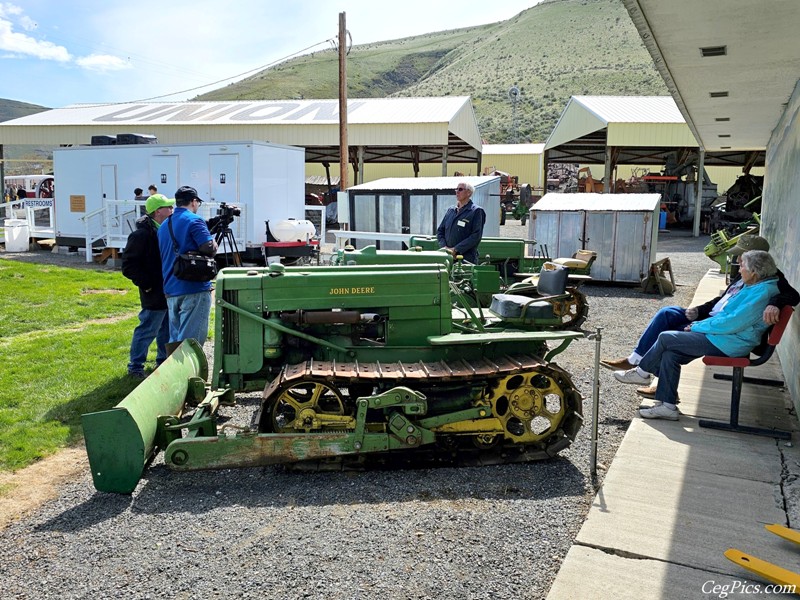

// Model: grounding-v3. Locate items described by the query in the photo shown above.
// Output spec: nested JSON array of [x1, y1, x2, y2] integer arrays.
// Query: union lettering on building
[[91, 101, 366, 124]]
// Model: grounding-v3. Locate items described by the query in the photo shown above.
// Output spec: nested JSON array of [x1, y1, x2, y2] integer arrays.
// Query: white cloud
[[0, 3, 128, 73], [18, 15, 36, 31], [0, 3, 22, 17], [0, 4, 70, 61], [75, 53, 131, 72]]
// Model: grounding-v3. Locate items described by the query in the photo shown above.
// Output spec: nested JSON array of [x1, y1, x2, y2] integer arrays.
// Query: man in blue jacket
[[158, 186, 217, 346], [437, 182, 486, 264]]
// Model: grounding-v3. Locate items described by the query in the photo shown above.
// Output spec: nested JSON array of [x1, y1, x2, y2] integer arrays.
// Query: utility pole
[[338, 12, 348, 192], [508, 86, 520, 144]]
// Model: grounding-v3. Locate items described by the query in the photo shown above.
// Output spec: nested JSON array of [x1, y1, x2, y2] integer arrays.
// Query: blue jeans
[[634, 306, 692, 357], [167, 291, 212, 345], [638, 331, 726, 404], [128, 308, 169, 374]]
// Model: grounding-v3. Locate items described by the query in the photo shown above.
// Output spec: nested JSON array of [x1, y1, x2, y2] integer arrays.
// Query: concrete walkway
[[548, 269, 800, 599]]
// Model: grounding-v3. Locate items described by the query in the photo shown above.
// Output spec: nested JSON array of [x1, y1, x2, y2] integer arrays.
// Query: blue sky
[[0, 1, 540, 108]]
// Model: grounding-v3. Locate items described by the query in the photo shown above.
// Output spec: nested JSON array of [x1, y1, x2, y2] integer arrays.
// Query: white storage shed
[[339, 176, 501, 250], [528, 193, 661, 283]]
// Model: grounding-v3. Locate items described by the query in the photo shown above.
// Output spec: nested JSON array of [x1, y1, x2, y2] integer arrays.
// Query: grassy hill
[[197, 0, 668, 142], [0, 98, 48, 123], [0, 99, 51, 176]]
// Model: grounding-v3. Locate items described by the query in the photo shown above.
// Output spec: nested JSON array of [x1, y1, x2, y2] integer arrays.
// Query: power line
[[59, 37, 337, 108], [131, 38, 337, 103]]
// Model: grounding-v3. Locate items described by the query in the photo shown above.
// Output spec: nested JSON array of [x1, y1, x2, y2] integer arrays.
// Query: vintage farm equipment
[[703, 213, 761, 270], [82, 262, 584, 493], [400, 235, 593, 330], [485, 170, 537, 225]]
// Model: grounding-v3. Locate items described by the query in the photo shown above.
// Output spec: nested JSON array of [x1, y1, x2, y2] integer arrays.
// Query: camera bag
[[167, 216, 218, 282]]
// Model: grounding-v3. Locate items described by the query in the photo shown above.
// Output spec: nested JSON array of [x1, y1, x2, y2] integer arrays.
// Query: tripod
[[212, 222, 242, 267]]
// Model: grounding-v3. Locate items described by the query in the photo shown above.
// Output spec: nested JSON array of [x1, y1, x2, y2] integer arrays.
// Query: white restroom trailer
[[53, 140, 305, 260]]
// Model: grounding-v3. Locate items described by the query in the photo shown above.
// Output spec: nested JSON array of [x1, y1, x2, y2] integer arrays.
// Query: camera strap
[[166, 216, 180, 256]]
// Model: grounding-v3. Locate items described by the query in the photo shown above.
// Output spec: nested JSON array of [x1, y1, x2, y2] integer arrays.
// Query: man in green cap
[[121, 194, 176, 379]]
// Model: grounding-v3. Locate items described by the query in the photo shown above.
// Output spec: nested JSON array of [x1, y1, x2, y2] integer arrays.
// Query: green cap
[[145, 194, 175, 214], [727, 234, 770, 256]]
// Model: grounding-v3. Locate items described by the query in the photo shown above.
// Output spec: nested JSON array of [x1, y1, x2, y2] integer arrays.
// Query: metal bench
[[699, 305, 794, 439]]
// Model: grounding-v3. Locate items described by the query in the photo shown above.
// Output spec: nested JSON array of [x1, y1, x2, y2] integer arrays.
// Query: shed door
[[613, 212, 652, 283], [584, 212, 616, 281], [555, 212, 584, 258]]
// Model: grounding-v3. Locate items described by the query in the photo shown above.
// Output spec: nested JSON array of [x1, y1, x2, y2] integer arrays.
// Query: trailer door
[[209, 154, 239, 205], [149, 155, 179, 197]]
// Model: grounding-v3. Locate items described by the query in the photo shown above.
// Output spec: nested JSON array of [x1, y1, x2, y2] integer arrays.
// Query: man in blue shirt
[[436, 182, 486, 264], [158, 186, 217, 346]]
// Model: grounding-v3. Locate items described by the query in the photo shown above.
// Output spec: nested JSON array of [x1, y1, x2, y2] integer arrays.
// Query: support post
[[0, 144, 5, 202], [589, 327, 603, 479], [693, 149, 705, 237], [441, 145, 448, 176], [338, 12, 349, 192]]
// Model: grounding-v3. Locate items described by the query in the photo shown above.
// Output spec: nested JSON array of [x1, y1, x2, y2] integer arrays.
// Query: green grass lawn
[[0, 259, 176, 472]]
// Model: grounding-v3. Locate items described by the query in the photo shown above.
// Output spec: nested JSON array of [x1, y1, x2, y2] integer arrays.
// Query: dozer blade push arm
[[162, 387, 489, 472]]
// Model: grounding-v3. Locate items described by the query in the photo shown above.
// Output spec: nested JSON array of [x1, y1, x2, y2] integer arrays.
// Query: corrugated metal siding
[[584, 212, 616, 280], [482, 144, 545, 155], [608, 122, 697, 147], [545, 95, 688, 151], [482, 151, 543, 188], [762, 79, 800, 415], [0, 98, 480, 150], [545, 97, 607, 150], [574, 96, 685, 123], [448, 99, 483, 150], [348, 175, 498, 191], [529, 193, 658, 282], [534, 193, 661, 211]]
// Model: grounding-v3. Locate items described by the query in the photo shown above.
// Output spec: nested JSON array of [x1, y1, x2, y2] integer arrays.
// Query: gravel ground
[[0, 226, 715, 599]]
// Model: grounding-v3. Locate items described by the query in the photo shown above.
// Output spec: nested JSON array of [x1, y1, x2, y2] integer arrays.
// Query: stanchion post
[[588, 327, 603, 478]]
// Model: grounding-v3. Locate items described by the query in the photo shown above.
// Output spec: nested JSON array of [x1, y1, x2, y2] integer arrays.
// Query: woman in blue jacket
[[613, 250, 780, 420]]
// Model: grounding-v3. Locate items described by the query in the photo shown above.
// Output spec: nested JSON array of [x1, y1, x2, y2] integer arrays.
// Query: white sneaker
[[613, 368, 652, 385], [638, 400, 663, 410], [639, 404, 679, 421]]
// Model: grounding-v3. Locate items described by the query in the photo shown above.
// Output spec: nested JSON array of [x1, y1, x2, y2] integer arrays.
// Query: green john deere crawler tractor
[[336, 236, 593, 330], [82, 262, 584, 494]]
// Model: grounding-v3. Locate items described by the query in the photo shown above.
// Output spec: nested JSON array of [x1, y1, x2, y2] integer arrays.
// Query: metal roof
[[0, 97, 482, 165], [482, 143, 545, 155], [623, 0, 800, 153], [533, 192, 661, 212], [347, 175, 498, 191], [572, 96, 685, 124], [544, 94, 764, 168], [545, 96, 689, 150]]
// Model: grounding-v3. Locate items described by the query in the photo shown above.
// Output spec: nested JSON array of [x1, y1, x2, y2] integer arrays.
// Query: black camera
[[217, 202, 241, 219]]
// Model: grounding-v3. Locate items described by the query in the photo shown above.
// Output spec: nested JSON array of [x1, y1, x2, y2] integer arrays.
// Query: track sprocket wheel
[[261, 378, 348, 433], [550, 287, 589, 330], [486, 370, 569, 443]]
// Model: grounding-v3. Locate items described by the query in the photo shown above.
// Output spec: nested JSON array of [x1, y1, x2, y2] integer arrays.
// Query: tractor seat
[[552, 250, 597, 270], [489, 294, 553, 320]]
